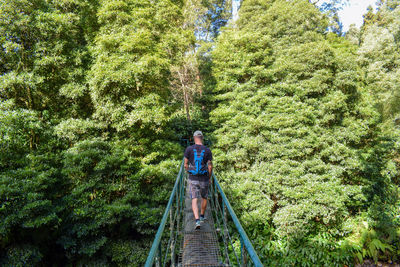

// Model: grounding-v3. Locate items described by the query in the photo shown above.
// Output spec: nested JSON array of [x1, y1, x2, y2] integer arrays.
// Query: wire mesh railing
[[145, 160, 263, 267], [209, 173, 263, 267], [145, 160, 185, 267]]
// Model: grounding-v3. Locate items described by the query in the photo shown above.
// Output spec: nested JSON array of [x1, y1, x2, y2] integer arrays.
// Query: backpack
[[188, 148, 208, 176]]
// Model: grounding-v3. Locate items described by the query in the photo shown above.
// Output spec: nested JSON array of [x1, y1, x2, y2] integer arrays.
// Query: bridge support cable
[[210, 173, 263, 267], [145, 160, 185, 267], [145, 160, 263, 267]]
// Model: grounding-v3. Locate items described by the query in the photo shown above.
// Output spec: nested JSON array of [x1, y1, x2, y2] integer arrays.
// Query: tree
[[356, 2, 400, 261], [210, 0, 380, 264], [345, 24, 360, 45], [0, 0, 98, 148], [57, 0, 185, 264], [313, 0, 348, 35], [169, 0, 232, 124], [0, 0, 184, 265], [358, 1, 400, 121], [0, 99, 69, 265]]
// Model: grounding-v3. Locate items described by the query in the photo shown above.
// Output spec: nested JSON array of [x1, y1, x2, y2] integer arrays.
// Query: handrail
[[212, 173, 264, 267], [144, 160, 263, 266], [144, 160, 184, 267]]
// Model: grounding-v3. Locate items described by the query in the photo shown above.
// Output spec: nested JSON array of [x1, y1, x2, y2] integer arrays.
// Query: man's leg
[[200, 198, 207, 216], [199, 179, 209, 220], [192, 198, 199, 220], [189, 179, 201, 224]]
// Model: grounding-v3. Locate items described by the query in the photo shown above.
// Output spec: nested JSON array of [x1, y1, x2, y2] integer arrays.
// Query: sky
[[232, 0, 240, 21], [333, 0, 379, 32], [232, 0, 379, 32]]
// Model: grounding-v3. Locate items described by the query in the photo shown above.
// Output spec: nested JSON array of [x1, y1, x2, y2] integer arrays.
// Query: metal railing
[[145, 160, 263, 267], [145, 160, 185, 267], [209, 173, 263, 267]]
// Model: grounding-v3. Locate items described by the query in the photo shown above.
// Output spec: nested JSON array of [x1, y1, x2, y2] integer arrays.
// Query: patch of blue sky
[[318, 0, 379, 32]]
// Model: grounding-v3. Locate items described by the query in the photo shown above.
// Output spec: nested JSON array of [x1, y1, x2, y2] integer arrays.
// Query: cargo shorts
[[188, 179, 209, 199]]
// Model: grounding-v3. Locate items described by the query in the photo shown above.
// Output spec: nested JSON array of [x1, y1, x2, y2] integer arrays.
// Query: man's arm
[[184, 147, 190, 171], [208, 149, 213, 180], [184, 157, 189, 171], [208, 160, 213, 180]]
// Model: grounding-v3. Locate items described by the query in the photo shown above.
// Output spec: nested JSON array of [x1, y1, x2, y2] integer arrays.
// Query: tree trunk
[[184, 88, 191, 122]]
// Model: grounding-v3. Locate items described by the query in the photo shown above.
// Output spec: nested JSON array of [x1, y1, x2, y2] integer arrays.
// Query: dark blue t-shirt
[[184, 144, 212, 181]]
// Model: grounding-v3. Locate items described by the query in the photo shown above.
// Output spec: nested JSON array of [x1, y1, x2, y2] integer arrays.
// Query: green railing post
[[169, 207, 174, 267], [240, 235, 248, 267], [180, 172, 184, 207], [214, 176, 217, 200], [240, 236, 244, 266], [156, 243, 161, 267]]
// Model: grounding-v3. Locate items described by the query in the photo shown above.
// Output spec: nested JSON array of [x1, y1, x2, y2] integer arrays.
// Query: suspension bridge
[[145, 160, 263, 267]]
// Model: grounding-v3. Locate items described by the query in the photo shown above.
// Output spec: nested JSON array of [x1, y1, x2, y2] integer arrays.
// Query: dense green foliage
[[0, 0, 399, 266], [0, 0, 185, 265], [209, 0, 400, 265]]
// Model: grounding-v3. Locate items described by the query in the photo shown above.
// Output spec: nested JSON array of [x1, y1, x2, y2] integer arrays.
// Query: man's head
[[193, 130, 203, 144]]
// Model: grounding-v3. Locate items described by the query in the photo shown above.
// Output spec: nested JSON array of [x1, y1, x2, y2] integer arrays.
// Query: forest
[[0, 0, 399, 266]]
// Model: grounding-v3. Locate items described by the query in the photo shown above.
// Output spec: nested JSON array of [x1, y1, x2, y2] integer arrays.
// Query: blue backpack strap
[[188, 149, 197, 175], [188, 148, 208, 175], [195, 149, 200, 174], [199, 149, 206, 175]]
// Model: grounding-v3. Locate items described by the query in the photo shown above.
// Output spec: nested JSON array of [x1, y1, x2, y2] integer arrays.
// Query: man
[[184, 130, 213, 230]]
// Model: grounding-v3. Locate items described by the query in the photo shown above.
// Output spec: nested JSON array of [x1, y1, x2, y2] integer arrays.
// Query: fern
[[353, 228, 394, 264]]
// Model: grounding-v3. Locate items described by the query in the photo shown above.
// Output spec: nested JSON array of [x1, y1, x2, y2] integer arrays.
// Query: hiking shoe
[[200, 216, 206, 223], [195, 220, 201, 230]]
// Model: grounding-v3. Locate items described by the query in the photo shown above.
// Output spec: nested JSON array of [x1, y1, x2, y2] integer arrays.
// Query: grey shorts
[[188, 179, 209, 199]]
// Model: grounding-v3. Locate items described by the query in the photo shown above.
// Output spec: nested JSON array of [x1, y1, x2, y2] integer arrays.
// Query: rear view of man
[[184, 131, 213, 230]]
